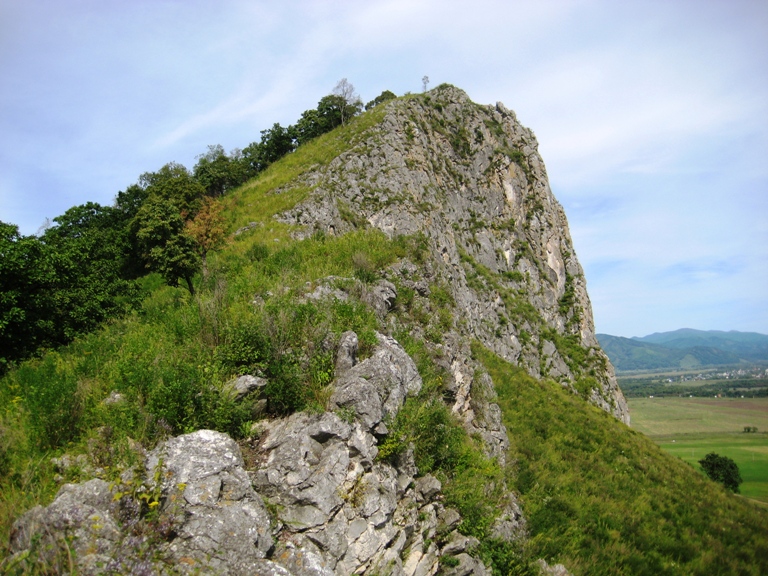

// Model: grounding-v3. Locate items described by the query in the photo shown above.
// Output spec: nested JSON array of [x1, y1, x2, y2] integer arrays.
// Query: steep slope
[[279, 85, 628, 425], [4, 86, 767, 575]]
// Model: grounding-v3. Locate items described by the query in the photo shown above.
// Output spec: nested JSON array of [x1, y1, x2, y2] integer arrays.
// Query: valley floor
[[628, 397, 768, 504]]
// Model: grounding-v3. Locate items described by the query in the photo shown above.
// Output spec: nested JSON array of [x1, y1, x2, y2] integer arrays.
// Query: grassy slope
[[0, 104, 396, 556], [629, 397, 768, 504], [3, 95, 768, 575], [475, 343, 768, 575]]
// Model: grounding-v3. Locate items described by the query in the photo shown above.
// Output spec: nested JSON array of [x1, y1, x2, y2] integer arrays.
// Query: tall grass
[[474, 342, 768, 575], [0, 226, 425, 555]]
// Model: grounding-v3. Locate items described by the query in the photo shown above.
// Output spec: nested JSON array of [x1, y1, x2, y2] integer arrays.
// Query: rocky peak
[[281, 84, 628, 425], [6, 86, 625, 575]]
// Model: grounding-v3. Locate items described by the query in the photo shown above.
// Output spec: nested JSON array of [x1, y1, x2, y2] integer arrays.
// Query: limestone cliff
[[281, 85, 628, 426], [6, 86, 627, 576]]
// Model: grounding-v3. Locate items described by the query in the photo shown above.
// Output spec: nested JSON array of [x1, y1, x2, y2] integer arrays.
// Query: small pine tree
[[698, 452, 743, 493]]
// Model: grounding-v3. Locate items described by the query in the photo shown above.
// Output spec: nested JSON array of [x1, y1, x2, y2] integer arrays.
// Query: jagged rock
[[414, 474, 442, 501], [363, 279, 398, 317], [146, 430, 274, 573], [251, 411, 354, 530], [441, 531, 479, 556], [441, 553, 493, 576], [490, 493, 528, 542], [437, 507, 462, 534], [9, 479, 121, 574], [280, 85, 629, 425], [335, 330, 358, 375], [541, 340, 570, 380], [225, 374, 268, 400], [329, 332, 422, 432], [10, 431, 278, 575], [273, 538, 334, 576]]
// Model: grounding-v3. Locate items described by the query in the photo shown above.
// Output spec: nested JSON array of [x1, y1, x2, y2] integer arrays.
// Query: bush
[[698, 452, 743, 493], [15, 354, 85, 448]]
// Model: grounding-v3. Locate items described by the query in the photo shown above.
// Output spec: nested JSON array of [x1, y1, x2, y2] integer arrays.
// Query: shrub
[[698, 452, 743, 493], [15, 354, 85, 448]]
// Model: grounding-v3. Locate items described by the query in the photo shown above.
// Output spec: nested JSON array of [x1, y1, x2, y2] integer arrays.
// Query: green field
[[628, 397, 768, 503]]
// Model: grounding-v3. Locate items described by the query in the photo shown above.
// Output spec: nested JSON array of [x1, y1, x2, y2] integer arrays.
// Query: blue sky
[[1, 0, 766, 338]]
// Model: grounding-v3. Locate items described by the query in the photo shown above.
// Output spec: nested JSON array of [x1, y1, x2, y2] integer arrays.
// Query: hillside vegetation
[[597, 330, 768, 372], [477, 346, 768, 574], [2, 86, 767, 574]]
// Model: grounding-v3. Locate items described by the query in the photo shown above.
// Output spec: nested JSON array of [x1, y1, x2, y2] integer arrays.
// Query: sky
[[1, 0, 766, 338]]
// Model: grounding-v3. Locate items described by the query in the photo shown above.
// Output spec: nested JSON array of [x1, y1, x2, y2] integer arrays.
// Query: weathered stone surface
[[329, 332, 422, 432], [363, 279, 398, 317], [441, 553, 493, 576], [490, 493, 528, 542], [148, 430, 274, 572], [335, 330, 359, 375], [225, 374, 268, 400], [10, 431, 275, 575], [280, 85, 629, 426], [9, 479, 121, 574]]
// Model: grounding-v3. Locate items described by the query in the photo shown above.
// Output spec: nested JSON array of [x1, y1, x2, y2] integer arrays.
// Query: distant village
[[664, 366, 768, 383]]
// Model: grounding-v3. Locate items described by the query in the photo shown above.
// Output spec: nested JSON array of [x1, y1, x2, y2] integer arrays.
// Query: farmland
[[628, 397, 768, 503]]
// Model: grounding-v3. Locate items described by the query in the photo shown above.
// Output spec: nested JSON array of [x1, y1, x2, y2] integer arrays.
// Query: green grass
[[0, 103, 403, 556], [475, 342, 768, 575], [629, 397, 768, 504], [658, 434, 768, 503], [628, 397, 768, 436], [222, 102, 389, 236]]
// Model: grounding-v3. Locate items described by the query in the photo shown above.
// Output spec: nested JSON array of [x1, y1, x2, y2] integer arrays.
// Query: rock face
[[7, 86, 627, 574], [8, 335, 491, 575], [281, 84, 628, 425]]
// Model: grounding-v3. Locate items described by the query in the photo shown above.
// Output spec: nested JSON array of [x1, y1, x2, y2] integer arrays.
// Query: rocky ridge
[[280, 85, 628, 425], [9, 333, 501, 575], [6, 86, 620, 575]]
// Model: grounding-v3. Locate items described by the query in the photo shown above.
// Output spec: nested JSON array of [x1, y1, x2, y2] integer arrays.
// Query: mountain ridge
[[597, 328, 768, 372], [3, 86, 767, 575]]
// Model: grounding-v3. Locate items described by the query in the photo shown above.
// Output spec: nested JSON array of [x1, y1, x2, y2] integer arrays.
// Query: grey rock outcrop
[[8, 334, 492, 575], [225, 374, 268, 400], [329, 332, 422, 433], [9, 431, 275, 575], [7, 87, 632, 576], [279, 85, 629, 425]]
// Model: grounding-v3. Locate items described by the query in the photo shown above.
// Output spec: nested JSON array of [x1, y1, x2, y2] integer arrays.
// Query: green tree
[[128, 162, 207, 293], [365, 89, 397, 110], [42, 202, 139, 339], [242, 123, 296, 174], [193, 144, 233, 197], [138, 162, 204, 214], [133, 197, 200, 294], [699, 452, 743, 492], [1, 206, 139, 373], [0, 222, 55, 372], [291, 108, 325, 146]]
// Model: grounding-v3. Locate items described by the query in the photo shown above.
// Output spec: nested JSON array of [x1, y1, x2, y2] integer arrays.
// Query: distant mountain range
[[596, 329, 768, 372]]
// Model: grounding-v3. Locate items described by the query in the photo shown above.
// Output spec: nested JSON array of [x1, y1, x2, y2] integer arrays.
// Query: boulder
[[330, 332, 422, 432]]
